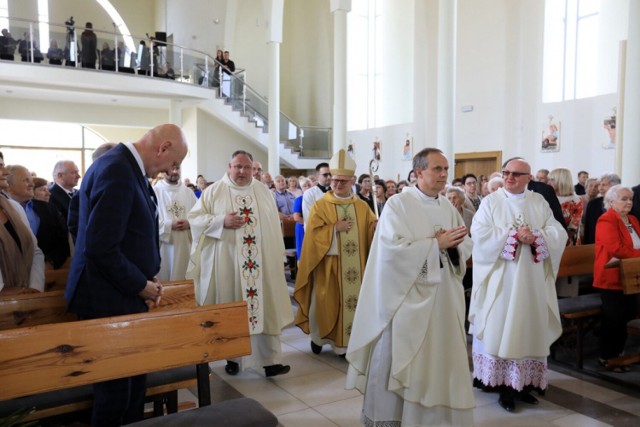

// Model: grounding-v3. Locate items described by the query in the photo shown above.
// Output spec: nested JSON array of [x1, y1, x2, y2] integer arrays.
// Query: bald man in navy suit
[[66, 124, 188, 426]]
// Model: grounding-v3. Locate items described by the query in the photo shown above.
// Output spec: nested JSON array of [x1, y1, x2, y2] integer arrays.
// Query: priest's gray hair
[[230, 150, 253, 161], [604, 184, 631, 210], [413, 148, 444, 172]]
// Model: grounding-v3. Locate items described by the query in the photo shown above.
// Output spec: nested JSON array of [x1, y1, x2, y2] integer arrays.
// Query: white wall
[[180, 108, 268, 184]]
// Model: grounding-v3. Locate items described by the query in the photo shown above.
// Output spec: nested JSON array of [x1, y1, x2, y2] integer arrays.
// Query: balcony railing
[[0, 16, 332, 160]]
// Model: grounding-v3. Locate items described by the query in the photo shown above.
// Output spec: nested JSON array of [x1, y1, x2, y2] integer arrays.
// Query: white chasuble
[[187, 174, 293, 338], [469, 188, 567, 391], [154, 180, 197, 281], [346, 187, 474, 425]]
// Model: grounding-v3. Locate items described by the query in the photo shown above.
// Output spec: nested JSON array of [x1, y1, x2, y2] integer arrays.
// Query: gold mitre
[[329, 149, 356, 176]]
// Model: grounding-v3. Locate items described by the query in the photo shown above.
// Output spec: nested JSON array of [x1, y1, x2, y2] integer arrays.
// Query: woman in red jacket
[[594, 184, 640, 372]]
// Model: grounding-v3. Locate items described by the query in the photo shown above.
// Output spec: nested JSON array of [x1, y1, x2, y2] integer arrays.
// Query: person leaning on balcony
[[47, 38, 64, 65], [80, 22, 97, 69]]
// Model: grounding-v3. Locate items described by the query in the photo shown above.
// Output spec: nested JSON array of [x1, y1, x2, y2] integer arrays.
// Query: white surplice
[[187, 174, 293, 370], [153, 179, 197, 281], [346, 187, 475, 427], [469, 188, 567, 391]]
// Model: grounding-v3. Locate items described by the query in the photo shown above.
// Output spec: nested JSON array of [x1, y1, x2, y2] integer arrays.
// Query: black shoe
[[338, 353, 346, 359], [310, 341, 323, 354], [518, 392, 539, 405], [264, 364, 291, 377], [498, 393, 516, 412], [225, 361, 239, 376]]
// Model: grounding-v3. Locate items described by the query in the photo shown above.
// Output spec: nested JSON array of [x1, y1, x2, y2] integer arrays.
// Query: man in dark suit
[[66, 124, 188, 426], [630, 184, 640, 221], [49, 160, 81, 222]]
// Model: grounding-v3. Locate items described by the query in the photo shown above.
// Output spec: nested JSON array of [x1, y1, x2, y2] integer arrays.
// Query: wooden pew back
[[557, 244, 595, 278], [0, 301, 250, 401], [620, 258, 640, 295], [0, 280, 196, 331]]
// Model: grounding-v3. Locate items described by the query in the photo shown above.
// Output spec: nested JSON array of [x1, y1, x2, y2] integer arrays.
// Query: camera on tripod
[[65, 16, 75, 33]]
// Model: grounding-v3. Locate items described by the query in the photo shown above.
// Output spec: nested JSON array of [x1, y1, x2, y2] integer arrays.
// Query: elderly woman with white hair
[[446, 186, 474, 230], [593, 184, 640, 372], [487, 176, 503, 193]]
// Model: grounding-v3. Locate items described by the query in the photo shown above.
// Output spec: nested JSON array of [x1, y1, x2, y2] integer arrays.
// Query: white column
[[331, 0, 351, 153], [169, 100, 182, 125], [268, 41, 280, 175], [437, 0, 456, 162], [264, 0, 284, 175], [620, 1, 640, 185]]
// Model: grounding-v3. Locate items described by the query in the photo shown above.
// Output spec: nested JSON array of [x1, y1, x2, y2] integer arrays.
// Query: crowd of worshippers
[[3, 133, 640, 424]]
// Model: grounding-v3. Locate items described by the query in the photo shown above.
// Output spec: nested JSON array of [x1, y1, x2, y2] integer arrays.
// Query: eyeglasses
[[332, 179, 350, 185], [320, 173, 332, 178], [465, 181, 477, 186], [502, 170, 530, 178]]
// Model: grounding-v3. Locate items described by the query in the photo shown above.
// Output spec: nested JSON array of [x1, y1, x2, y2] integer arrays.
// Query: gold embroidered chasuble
[[294, 191, 376, 347]]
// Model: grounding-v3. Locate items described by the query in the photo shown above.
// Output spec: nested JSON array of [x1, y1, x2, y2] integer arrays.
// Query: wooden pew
[[44, 258, 71, 292], [553, 244, 602, 369], [0, 280, 196, 331], [0, 280, 201, 422], [0, 302, 277, 426]]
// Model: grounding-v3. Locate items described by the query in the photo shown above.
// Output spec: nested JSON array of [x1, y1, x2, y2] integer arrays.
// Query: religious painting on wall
[[402, 135, 413, 161], [347, 142, 355, 159], [372, 139, 381, 161], [541, 118, 560, 152], [603, 115, 616, 149]]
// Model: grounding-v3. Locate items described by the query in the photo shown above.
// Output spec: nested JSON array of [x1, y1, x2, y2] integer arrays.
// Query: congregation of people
[[3, 123, 640, 426]]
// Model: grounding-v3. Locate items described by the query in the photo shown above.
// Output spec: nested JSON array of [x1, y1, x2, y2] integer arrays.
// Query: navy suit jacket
[[66, 143, 160, 318]]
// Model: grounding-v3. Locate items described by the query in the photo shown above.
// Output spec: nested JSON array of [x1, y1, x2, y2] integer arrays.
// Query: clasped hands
[[435, 225, 467, 249], [516, 225, 536, 245], [140, 276, 163, 307]]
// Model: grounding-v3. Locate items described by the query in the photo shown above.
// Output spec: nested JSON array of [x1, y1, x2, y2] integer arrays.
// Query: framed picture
[[603, 115, 616, 149], [372, 139, 381, 161], [541, 120, 560, 152], [347, 143, 355, 159], [402, 136, 413, 161]]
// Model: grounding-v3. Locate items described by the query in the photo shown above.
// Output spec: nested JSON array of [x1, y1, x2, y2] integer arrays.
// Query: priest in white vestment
[[469, 158, 567, 412], [154, 166, 197, 281], [187, 150, 294, 377], [346, 148, 475, 427]]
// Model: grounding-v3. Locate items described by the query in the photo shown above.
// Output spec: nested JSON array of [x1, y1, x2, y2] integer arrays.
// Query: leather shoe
[[264, 364, 291, 377], [310, 341, 323, 354], [518, 392, 539, 405], [498, 394, 515, 412], [224, 361, 239, 376]]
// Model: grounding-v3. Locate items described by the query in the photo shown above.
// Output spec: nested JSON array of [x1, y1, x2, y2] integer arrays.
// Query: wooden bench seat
[[0, 280, 202, 422], [0, 302, 277, 426]]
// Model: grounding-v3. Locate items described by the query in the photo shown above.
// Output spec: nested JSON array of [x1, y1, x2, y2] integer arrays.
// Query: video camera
[[65, 16, 75, 33]]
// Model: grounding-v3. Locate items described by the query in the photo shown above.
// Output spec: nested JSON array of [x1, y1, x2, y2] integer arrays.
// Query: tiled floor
[[197, 322, 640, 427], [174, 278, 640, 426]]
